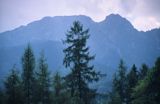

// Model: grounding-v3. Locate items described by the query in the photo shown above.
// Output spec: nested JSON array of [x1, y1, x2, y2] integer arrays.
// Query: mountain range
[[0, 14, 160, 92]]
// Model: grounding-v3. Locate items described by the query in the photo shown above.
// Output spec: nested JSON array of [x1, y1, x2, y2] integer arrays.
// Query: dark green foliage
[[128, 64, 139, 87], [151, 57, 160, 103], [0, 88, 5, 104], [53, 72, 70, 104], [4, 66, 24, 104], [108, 60, 158, 104], [36, 52, 52, 104], [116, 59, 127, 103], [108, 74, 122, 104], [139, 64, 149, 80], [108, 91, 122, 104], [21, 44, 36, 104], [108, 58, 160, 104], [132, 57, 160, 104], [108, 60, 127, 104], [63, 21, 100, 104], [126, 64, 139, 103]]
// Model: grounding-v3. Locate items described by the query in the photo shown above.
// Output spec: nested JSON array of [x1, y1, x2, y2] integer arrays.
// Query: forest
[[0, 21, 160, 104]]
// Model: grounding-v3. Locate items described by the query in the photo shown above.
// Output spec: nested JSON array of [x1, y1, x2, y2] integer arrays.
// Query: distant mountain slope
[[0, 14, 160, 91]]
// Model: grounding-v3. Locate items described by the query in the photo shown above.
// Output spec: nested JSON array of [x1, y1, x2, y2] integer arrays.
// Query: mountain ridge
[[1, 14, 159, 35], [0, 13, 159, 67]]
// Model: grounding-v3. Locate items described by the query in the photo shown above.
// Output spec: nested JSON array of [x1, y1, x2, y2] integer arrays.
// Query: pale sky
[[0, 0, 160, 32]]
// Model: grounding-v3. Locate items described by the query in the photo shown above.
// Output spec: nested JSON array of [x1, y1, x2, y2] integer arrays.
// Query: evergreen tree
[[148, 57, 160, 103], [21, 44, 36, 104], [139, 64, 149, 80], [0, 88, 5, 104], [108, 73, 122, 104], [4, 66, 24, 104], [53, 72, 70, 104], [36, 52, 52, 104], [126, 64, 139, 103], [132, 57, 160, 104], [116, 59, 127, 103], [108, 91, 122, 104], [63, 21, 100, 104]]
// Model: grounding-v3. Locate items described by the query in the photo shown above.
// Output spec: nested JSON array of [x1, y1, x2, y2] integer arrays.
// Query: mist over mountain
[[0, 14, 160, 91]]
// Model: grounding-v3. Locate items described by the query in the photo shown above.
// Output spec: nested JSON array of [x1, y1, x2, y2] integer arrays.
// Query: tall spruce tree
[[116, 59, 127, 104], [21, 44, 36, 104], [36, 52, 51, 104], [126, 64, 139, 103], [4, 66, 24, 104], [63, 21, 100, 104]]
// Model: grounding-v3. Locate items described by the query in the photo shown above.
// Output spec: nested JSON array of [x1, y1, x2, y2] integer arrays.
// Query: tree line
[[0, 21, 160, 104], [107, 58, 160, 104]]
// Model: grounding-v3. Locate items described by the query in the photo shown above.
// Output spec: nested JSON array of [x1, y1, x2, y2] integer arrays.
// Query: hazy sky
[[0, 0, 160, 32]]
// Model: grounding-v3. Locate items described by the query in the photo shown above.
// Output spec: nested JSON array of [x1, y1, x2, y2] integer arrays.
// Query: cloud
[[119, 0, 137, 13], [119, 0, 160, 31], [133, 16, 160, 31], [0, 0, 160, 32]]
